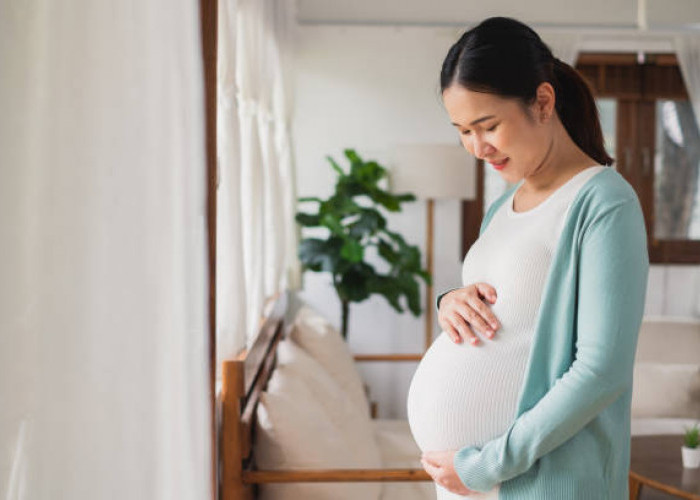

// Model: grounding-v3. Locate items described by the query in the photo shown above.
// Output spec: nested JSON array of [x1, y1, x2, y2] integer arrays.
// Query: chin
[[498, 171, 519, 184]]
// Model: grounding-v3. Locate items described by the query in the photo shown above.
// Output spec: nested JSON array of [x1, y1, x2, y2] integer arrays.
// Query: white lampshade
[[390, 144, 477, 200]]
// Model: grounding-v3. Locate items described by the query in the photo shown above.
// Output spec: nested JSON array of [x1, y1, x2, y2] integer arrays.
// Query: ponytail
[[441, 17, 614, 167], [551, 58, 614, 166]]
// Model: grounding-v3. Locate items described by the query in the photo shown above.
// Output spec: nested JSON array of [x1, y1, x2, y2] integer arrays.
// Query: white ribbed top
[[406, 166, 606, 500]]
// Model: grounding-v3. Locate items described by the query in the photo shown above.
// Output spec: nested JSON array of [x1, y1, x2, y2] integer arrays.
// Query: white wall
[[292, 24, 700, 418]]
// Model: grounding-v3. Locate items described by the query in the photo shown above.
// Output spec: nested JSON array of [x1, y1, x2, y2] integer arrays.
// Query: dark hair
[[440, 17, 613, 167]]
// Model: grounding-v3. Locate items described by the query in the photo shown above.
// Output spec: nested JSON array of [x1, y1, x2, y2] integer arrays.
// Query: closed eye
[[460, 123, 498, 135]]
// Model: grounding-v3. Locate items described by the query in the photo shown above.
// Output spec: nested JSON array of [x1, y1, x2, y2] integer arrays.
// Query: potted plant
[[682, 422, 700, 468], [295, 148, 431, 340]]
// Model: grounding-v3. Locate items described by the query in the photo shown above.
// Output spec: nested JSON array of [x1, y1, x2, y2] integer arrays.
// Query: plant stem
[[341, 299, 349, 340]]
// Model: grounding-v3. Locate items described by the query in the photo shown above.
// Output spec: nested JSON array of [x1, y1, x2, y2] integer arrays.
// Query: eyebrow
[[451, 115, 496, 128]]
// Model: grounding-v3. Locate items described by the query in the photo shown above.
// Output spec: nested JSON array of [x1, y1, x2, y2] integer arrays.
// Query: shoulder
[[570, 167, 648, 248], [576, 166, 639, 210], [572, 166, 644, 226]]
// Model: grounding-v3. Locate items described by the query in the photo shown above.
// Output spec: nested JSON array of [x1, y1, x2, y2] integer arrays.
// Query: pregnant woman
[[406, 17, 649, 500]]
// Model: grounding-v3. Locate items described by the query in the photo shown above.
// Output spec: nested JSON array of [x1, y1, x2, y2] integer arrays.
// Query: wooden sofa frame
[[219, 290, 432, 500]]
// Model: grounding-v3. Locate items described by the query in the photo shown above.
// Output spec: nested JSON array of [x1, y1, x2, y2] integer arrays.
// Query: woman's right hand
[[437, 283, 500, 345]]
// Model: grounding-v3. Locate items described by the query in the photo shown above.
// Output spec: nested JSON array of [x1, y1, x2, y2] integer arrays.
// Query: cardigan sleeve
[[452, 197, 649, 492]]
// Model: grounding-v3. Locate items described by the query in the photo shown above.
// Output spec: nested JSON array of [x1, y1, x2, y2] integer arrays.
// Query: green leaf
[[348, 209, 386, 239], [298, 237, 343, 273], [415, 269, 432, 285], [394, 193, 417, 202], [366, 274, 404, 312], [298, 196, 324, 203], [400, 273, 421, 316], [295, 212, 321, 227], [335, 178, 368, 199], [344, 149, 362, 167], [336, 262, 374, 302], [399, 245, 421, 270], [353, 160, 386, 185], [384, 230, 409, 249], [377, 239, 400, 265], [321, 213, 344, 235], [340, 238, 364, 262], [321, 194, 362, 216], [369, 189, 401, 211], [326, 155, 345, 176]]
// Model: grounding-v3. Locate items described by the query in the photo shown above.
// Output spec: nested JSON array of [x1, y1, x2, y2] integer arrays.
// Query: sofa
[[253, 304, 700, 500]]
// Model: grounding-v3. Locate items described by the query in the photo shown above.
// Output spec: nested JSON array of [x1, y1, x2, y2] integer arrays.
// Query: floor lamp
[[391, 144, 477, 352]]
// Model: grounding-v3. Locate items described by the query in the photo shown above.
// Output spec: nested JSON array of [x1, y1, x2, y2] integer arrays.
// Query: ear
[[534, 81, 556, 123]]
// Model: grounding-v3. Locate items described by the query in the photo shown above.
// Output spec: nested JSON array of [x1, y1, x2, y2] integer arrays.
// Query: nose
[[468, 134, 495, 160]]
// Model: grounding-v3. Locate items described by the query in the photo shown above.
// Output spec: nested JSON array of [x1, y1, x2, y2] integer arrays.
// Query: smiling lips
[[490, 158, 509, 170]]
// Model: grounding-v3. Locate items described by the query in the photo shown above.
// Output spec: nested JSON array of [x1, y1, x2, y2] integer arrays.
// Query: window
[[577, 52, 700, 263]]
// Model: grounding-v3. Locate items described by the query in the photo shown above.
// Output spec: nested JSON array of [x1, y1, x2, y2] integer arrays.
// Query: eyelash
[[461, 124, 499, 135]]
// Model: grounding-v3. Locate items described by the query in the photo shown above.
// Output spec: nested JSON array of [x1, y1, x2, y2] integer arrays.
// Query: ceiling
[[297, 0, 700, 30]]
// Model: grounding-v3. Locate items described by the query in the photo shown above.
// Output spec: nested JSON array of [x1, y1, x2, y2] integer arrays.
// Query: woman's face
[[442, 84, 551, 183]]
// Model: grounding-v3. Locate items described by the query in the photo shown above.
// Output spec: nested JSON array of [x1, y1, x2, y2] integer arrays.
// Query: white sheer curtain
[[1, 1, 211, 499], [216, 0, 247, 371], [674, 34, 700, 132], [673, 34, 700, 316], [217, 0, 300, 365]]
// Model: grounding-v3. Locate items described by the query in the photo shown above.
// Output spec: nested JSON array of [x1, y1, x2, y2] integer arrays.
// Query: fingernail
[[470, 337, 479, 345]]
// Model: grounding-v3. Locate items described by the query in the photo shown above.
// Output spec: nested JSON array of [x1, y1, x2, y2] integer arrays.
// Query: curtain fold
[[217, 0, 300, 362], [1, 1, 211, 498], [216, 0, 247, 377], [673, 35, 700, 316], [674, 34, 700, 133]]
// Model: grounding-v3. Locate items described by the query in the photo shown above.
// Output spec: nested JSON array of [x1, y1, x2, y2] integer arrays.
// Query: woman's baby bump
[[406, 284, 537, 453]]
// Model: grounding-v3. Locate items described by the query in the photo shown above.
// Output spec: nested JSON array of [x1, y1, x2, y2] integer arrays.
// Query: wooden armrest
[[242, 468, 431, 483]]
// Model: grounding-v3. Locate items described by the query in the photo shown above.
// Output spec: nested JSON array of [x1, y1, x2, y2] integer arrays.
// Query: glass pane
[[597, 98, 617, 165], [654, 100, 700, 240]]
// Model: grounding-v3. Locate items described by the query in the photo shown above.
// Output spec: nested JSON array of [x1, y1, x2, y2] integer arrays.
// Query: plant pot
[[681, 446, 700, 468]]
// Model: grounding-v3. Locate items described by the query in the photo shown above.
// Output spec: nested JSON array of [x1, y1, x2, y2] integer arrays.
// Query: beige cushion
[[371, 419, 436, 500], [289, 305, 369, 415], [631, 362, 700, 418], [635, 319, 700, 363], [255, 339, 382, 500]]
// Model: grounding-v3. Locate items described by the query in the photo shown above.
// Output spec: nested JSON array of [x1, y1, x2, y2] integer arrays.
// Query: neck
[[520, 119, 596, 194]]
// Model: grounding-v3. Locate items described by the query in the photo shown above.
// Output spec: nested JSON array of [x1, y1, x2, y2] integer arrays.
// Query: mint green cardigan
[[436, 167, 649, 499]]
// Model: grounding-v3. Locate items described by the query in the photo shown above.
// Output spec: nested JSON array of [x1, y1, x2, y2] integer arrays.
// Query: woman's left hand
[[421, 449, 478, 495]]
